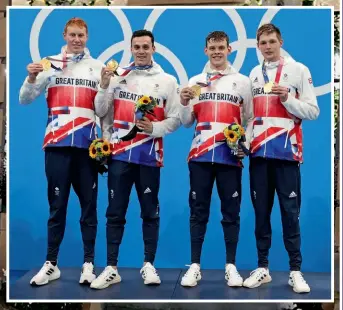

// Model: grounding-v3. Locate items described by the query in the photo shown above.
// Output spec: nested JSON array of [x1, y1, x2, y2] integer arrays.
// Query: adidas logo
[[289, 191, 297, 198], [119, 79, 127, 84], [144, 187, 151, 194], [253, 77, 258, 83], [232, 191, 239, 198], [45, 268, 54, 276]]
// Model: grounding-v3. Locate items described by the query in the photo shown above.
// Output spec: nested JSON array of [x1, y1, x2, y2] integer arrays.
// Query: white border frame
[[5, 5, 336, 304]]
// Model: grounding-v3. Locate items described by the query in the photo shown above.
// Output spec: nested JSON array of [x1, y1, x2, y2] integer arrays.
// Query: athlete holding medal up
[[179, 31, 253, 287], [90, 29, 181, 290], [20, 17, 106, 287], [243, 24, 319, 293]]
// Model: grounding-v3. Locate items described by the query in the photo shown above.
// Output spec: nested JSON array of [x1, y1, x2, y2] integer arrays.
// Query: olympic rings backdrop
[[9, 8, 332, 272]]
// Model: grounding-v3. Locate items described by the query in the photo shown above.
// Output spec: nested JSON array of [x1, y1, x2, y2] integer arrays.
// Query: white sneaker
[[181, 263, 201, 287], [30, 261, 61, 286], [140, 262, 161, 285], [79, 262, 96, 285], [243, 267, 272, 288], [225, 264, 243, 287], [90, 266, 121, 289], [288, 271, 311, 293]]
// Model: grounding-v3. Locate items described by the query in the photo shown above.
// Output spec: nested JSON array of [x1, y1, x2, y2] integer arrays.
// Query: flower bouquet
[[120, 95, 158, 141], [222, 123, 250, 156], [89, 138, 112, 174]]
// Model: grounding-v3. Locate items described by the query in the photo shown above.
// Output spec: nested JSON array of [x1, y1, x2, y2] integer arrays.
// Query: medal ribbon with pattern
[[191, 73, 224, 97], [119, 63, 154, 77], [262, 56, 284, 93], [40, 52, 86, 71]]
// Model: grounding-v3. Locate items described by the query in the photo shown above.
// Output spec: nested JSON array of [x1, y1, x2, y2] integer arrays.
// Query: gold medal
[[106, 59, 119, 72], [263, 82, 274, 94], [191, 85, 202, 97], [40, 59, 51, 71]]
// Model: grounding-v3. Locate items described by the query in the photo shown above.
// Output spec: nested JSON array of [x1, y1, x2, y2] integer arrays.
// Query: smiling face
[[131, 36, 155, 67], [205, 38, 231, 70]]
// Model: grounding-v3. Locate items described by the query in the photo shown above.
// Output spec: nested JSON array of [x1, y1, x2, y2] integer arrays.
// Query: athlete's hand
[[100, 67, 114, 89], [136, 117, 153, 134], [180, 87, 195, 106], [27, 63, 43, 83], [236, 145, 245, 159], [272, 84, 289, 102]]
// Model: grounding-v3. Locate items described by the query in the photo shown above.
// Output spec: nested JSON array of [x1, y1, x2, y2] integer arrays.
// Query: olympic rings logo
[[29, 8, 331, 97]]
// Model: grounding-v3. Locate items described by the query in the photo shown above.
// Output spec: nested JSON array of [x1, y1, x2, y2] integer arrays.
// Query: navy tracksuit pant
[[45, 147, 98, 263], [249, 157, 302, 271], [106, 160, 160, 266], [188, 161, 242, 265]]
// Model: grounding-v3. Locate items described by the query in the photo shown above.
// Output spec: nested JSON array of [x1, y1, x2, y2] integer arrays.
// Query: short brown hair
[[64, 17, 88, 34], [257, 23, 282, 42], [206, 31, 229, 47]]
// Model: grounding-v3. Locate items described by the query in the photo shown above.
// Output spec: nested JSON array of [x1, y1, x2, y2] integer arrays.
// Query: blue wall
[[9, 8, 332, 273]]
